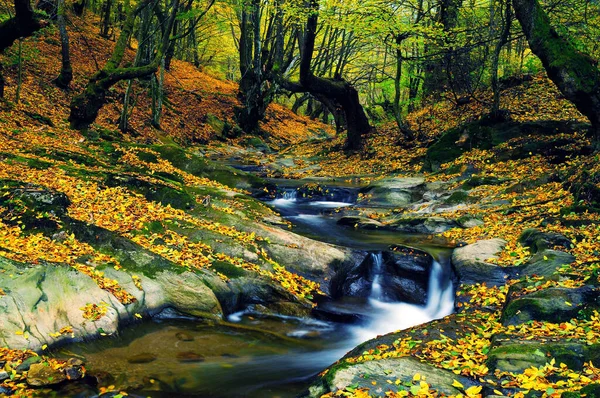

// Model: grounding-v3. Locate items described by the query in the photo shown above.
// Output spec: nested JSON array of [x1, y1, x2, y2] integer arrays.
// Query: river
[[52, 183, 455, 398]]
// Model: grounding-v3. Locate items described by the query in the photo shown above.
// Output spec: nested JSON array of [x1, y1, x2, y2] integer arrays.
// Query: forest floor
[[1, 14, 600, 398]]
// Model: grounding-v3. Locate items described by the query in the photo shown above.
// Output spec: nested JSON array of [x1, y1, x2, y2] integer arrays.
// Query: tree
[[53, 0, 73, 89], [288, 0, 372, 150], [489, 0, 511, 118], [512, 0, 600, 147], [0, 0, 44, 98], [234, 0, 296, 134], [69, 0, 180, 129]]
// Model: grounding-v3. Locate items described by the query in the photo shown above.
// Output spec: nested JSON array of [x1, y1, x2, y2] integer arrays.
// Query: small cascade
[[352, 255, 455, 342], [369, 252, 384, 301], [270, 189, 298, 207], [282, 189, 298, 201]]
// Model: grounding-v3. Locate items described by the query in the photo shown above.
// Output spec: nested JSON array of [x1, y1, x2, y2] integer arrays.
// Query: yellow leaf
[[565, 301, 572, 306], [413, 373, 421, 381], [134, 313, 142, 319], [41, 344, 48, 350], [465, 385, 482, 397], [452, 380, 464, 389]]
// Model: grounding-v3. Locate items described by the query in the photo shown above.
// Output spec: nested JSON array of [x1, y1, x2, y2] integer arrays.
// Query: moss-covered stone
[[424, 120, 588, 171], [501, 285, 600, 325], [461, 175, 506, 189], [444, 190, 472, 205], [104, 174, 194, 210]]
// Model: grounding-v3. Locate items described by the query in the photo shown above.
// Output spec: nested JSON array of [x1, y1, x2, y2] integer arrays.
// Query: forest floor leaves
[[1, 15, 600, 398]]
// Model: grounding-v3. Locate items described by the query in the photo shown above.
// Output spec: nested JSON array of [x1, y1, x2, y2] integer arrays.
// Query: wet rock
[[64, 358, 84, 380], [16, 355, 43, 371], [127, 353, 157, 364], [304, 357, 476, 398], [329, 254, 374, 299], [0, 371, 9, 382], [456, 215, 484, 228], [337, 216, 383, 230], [175, 332, 195, 342], [88, 370, 114, 387], [27, 362, 67, 386], [487, 340, 600, 373], [330, 248, 433, 304], [519, 228, 572, 253], [358, 177, 426, 207], [519, 249, 575, 278], [212, 276, 312, 316], [451, 239, 511, 286], [221, 353, 239, 358], [388, 216, 458, 234], [176, 351, 205, 362], [502, 285, 600, 325]]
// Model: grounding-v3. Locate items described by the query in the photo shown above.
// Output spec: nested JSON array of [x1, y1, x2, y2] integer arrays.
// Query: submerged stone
[[176, 351, 205, 362], [127, 353, 158, 364]]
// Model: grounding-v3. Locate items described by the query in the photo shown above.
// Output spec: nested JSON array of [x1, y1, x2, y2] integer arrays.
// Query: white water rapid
[[352, 252, 455, 342]]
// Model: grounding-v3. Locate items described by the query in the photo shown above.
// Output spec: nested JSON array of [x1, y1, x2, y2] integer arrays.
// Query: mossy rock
[[487, 342, 584, 373], [519, 249, 575, 278], [424, 120, 588, 171], [581, 383, 600, 398], [424, 121, 495, 171], [151, 144, 264, 190], [63, 218, 182, 278], [444, 190, 473, 205], [518, 228, 571, 253], [501, 285, 600, 325], [104, 174, 194, 210], [303, 357, 476, 398], [461, 175, 506, 189], [297, 183, 325, 199], [242, 136, 271, 152]]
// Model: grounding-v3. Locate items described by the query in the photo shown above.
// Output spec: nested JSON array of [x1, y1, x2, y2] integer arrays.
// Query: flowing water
[[52, 183, 455, 398]]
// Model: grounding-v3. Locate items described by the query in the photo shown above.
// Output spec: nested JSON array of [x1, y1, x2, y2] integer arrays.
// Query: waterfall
[[369, 252, 384, 301], [282, 189, 298, 200], [352, 255, 455, 342]]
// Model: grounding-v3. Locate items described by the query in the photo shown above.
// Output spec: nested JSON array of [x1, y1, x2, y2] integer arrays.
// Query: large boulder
[[451, 239, 511, 285], [304, 357, 477, 398], [0, 256, 223, 351], [387, 216, 458, 234], [518, 228, 572, 253], [518, 249, 575, 278], [487, 340, 600, 374], [358, 177, 425, 207], [329, 248, 433, 304], [501, 285, 600, 325]]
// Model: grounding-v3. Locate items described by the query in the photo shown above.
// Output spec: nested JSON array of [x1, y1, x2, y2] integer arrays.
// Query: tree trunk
[[101, 0, 112, 37], [490, 0, 511, 118], [297, 0, 371, 150], [73, 0, 86, 15], [69, 0, 179, 129], [236, 0, 270, 134], [0, 0, 43, 52], [0, 64, 4, 98], [512, 0, 600, 146], [392, 33, 415, 141], [54, 0, 73, 89]]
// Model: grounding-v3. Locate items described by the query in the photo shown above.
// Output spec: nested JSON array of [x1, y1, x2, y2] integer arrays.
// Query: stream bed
[[52, 182, 455, 398]]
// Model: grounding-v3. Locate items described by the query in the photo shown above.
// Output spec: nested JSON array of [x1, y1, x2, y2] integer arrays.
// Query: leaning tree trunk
[[512, 0, 600, 146], [298, 0, 371, 150], [0, 0, 43, 98], [54, 0, 73, 89], [69, 0, 179, 129]]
